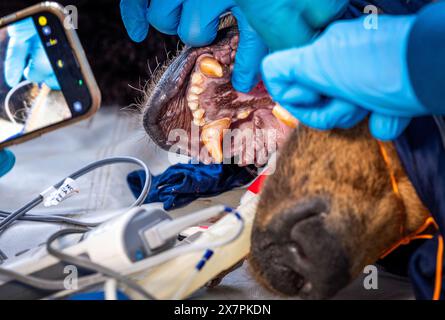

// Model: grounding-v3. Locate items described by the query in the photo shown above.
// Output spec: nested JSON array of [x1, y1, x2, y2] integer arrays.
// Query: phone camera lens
[[73, 101, 83, 113], [42, 26, 52, 36]]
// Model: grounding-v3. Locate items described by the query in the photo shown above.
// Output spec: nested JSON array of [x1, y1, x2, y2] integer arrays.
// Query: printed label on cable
[[43, 178, 80, 207]]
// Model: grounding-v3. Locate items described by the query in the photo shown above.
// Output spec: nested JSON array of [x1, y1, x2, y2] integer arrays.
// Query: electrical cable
[[0, 210, 99, 228], [0, 266, 105, 291], [0, 204, 244, 299], [46, 228, 155, 300], [0, 156, 151, 232], [0, 227, 107, 291]]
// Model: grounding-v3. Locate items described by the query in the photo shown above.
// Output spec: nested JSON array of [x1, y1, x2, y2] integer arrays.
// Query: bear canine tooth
[[272, 104, 298, 129], [199, 57, 224, 78], [201, 118, 231, 163]]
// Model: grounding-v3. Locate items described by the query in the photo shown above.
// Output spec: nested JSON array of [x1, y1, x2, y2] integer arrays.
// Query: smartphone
[[0, 2, 101, 148]]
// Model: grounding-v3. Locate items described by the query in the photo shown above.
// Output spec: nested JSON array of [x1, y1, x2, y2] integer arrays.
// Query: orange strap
[[377, 141, 406, 236], [379, 217, 436, 259], [433, 235, 444, 300], [377, 141, 443, 300]]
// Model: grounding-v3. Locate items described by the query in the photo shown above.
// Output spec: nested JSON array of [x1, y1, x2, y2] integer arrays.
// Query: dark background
[[1, 0, 181, 106]]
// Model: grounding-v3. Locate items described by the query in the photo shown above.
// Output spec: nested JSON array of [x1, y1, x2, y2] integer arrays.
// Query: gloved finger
[[120, 0, 150, 42], [4, 38, 30, 88], [368, 113, 411, 141], [262, 35, 363, 106], [263, 75, 320, 106], [284, 98, 368, 131], [230, 7, 268, 93], [234, 0, 314, 51], [24, 42, 61, 90], [177, 0, 234, 47], [0, 149, 15, 177], [302, 0, 349, 28], [147, 0, 184, 35], [262, 47, 339, 105]]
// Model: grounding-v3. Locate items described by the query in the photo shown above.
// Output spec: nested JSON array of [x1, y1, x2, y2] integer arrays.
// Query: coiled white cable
[[4, 80, 33, 124]]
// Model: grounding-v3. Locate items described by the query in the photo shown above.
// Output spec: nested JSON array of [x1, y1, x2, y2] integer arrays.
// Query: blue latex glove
[[0, 150, 15, 178], [120, 0, 268, 93], [234, 0, 348, 51], [5, 18, 60, 90], [262, 15, 428, 141]]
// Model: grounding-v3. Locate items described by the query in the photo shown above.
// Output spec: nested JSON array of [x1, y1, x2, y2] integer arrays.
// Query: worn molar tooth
[[201, 118, 231, 163], [190, 85, 205, 95], [236, 110, 251, 120], [191, 73, 204, 86], [194, 118, 205, 127], [193, 109, 205, 120], [188, 101, 199, 111], [187, 93, 199, 102], [199, 56, 224, 78], [272, 104, 299, 129]]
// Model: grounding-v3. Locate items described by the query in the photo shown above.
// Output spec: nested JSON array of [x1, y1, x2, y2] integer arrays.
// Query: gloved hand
[[5, 18, 60, 90], [262, 15, 427, 140], [0, 150, 15, 178], [234, 0, 349, 51], [120, 0, 268, 93]]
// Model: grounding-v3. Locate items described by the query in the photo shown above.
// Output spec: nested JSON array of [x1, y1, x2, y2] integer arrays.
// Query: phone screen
[[0, 12, 93, 145]]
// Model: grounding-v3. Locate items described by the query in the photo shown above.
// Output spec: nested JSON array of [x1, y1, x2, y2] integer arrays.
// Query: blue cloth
[[127, 163, 257, 210], [395, 117, 445, 300], [345, 0, 432, 17], [407, 2, 445, 114]]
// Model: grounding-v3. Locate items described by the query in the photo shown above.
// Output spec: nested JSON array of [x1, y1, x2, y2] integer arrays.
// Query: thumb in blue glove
[[262, 15, 425, 140], [234, 0, 348, 51], [5, 18, 60, 90], [120, 0, 268, 93], [0, 150, 15, 178]]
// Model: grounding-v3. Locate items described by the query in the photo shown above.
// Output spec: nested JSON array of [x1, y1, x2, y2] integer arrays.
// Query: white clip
[[42, 178, 80, 207]]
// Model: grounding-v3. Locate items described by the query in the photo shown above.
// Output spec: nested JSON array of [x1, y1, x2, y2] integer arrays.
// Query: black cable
[[0, 227, 105, 291], [0, 228, 154, 299], [0, 197, 42, 232], [0, 266, 104, 291], [0, 210, 99, 228], [46, 228, 154, 300], [0, 156, 151, 233]]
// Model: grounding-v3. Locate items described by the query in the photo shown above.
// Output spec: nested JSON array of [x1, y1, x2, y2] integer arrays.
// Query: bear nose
[[250, 197, 351, 299]]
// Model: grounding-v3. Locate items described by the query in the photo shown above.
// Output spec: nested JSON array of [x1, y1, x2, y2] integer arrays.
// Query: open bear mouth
[[142, 27, 297, 166]]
